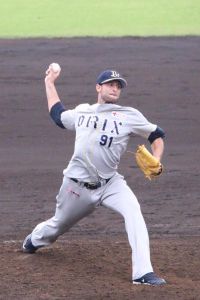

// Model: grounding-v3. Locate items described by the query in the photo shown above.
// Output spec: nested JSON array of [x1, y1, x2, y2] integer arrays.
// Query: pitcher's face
[[96, 81, 122, 104]]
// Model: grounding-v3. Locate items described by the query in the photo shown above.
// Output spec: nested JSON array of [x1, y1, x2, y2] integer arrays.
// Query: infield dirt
[[0, 37, 200, 300]]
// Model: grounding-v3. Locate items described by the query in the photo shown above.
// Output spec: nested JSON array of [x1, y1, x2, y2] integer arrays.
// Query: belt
[[70, 178, 111, 190]]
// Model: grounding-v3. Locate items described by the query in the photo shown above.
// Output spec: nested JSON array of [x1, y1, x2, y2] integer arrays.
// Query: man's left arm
[[151, 137, 164, 161], [148, 126, 165, 161]]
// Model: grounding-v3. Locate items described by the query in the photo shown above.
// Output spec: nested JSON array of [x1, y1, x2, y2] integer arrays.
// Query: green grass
[[0, 0, 200, 37]]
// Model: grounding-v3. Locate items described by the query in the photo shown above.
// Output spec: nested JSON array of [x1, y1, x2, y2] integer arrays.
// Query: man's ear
[[96, 84, 102, 93]]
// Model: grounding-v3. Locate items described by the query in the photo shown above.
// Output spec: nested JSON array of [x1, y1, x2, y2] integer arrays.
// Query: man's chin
[[104, 97, 118, 104]]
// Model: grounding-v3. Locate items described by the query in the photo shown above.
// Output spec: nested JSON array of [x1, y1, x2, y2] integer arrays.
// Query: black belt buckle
[[70, 178, 110, 190], [84, 182, 101, 190]]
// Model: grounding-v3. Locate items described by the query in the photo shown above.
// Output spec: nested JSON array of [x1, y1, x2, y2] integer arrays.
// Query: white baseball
[[51, 63, 61, 73]]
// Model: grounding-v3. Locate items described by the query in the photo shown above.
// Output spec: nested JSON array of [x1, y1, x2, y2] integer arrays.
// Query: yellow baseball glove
[[135, 144, 163, 180]]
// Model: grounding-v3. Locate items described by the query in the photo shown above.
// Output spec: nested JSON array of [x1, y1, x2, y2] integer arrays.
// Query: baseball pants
[[30, 174, 153, 280]]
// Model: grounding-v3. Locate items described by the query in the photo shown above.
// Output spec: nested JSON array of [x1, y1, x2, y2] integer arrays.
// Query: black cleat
[[133, 272, 166, 286], [22, 234, 39, 254]]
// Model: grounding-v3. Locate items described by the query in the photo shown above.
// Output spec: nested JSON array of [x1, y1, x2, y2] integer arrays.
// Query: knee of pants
[[34, 218, 71, 241], [123, 198, 142, 216]]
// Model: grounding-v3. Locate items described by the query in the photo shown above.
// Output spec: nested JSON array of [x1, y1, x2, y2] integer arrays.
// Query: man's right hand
[[45, 63, 61, 84]]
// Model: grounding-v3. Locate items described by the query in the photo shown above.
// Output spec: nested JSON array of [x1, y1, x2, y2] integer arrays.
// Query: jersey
[[60, 103, 157, 181]]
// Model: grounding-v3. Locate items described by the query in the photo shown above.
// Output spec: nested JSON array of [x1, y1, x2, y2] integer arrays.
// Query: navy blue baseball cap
[[96, 70, 127, 88]]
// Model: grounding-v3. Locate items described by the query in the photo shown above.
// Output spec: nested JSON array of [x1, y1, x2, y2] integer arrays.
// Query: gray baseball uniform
[[30, 103, 157, 279], [23, 69, 165, 283]]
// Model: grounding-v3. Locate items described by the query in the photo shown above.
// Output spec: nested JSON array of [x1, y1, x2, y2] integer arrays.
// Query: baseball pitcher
[[22, 65, 166, 286]]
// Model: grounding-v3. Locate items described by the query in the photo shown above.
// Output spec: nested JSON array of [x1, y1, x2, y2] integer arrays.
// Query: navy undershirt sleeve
[[50, 102, 66, 129], [148, 126, 165, 144]]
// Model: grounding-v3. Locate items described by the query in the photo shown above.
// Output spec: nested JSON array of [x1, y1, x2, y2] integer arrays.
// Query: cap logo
[[111, 71, 120, 78]]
